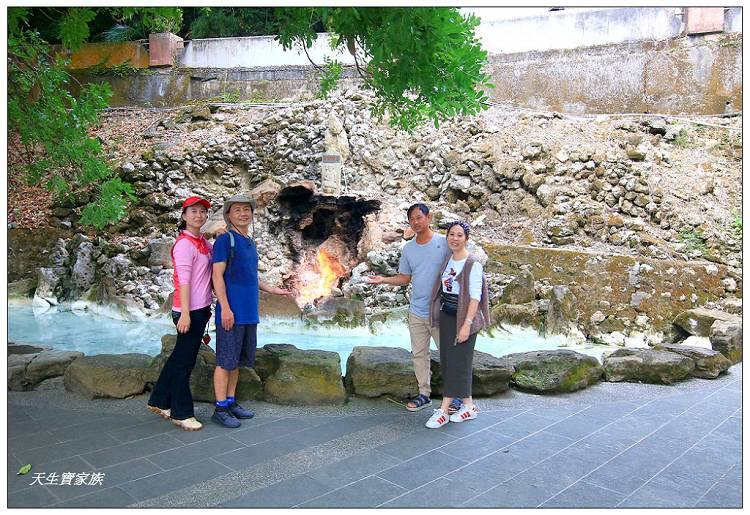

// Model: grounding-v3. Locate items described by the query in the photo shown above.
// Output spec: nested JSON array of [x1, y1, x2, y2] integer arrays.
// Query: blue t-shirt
[[213, 230, 259, 325]]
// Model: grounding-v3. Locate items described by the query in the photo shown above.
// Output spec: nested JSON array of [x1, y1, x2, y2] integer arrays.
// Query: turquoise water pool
[[8, 302, 616, 372]]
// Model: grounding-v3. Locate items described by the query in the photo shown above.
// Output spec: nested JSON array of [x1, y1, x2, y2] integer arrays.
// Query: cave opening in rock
[[276, 183, 380, 306]]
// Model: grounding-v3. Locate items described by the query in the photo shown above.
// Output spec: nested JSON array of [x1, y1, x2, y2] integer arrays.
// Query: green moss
[[559, 364, 601, 391]]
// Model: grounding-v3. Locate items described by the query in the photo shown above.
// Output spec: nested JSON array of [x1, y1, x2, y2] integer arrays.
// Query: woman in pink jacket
[[148, 196, 213, 431]]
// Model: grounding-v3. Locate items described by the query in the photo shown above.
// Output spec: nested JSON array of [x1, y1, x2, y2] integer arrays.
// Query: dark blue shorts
[[215, 323, 257, 371]]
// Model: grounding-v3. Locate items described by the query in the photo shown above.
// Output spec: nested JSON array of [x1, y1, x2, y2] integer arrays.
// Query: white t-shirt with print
[[440, 258, 483, 300]]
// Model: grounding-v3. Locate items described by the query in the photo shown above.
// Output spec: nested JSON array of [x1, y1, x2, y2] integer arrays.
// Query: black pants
[[148, 306, 211, 420], [439, 309, 478, 399]]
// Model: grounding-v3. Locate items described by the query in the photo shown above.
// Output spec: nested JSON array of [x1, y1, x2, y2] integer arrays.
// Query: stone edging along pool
[[8, 334, 737, 405]]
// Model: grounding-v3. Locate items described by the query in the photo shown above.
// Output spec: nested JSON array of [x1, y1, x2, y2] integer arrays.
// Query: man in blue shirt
[[367, 203, 451, 412], [212, 194, 290, 428]]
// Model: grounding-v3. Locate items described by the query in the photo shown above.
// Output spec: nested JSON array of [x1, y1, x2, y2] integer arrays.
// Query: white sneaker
[[425, 409, 450, 429], [147, 405, 171, 420], [171, 417, 203, 431], [449, 404, 479, 423]]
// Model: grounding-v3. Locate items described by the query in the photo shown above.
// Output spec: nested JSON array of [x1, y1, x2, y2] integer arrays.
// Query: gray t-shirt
[[398, 233, 450, 318]]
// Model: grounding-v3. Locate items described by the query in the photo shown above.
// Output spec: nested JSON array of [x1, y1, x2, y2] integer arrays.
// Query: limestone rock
[[673, 308, 740, 337], [652, 343, 731, 379], [491, 302, 541, 329], [344, 346, 417, 398], [547, 285, 579, 335], [8, 342, 51, 355], [429, 350, 515, 396], [259, 291, 302, 319], [25, 350, 84, 389], [710, 319, 742, 364], [305, 297, 365, 327], [249, 178, 283, 212], [8, 354, 35, 391], [8, 278, 37, 299], [34, 267, 64, 307], [64, 354, 152, 399], [500, 270, 535, 304], [504, 350, 602, 393], [255, 344, 345, 405], [72, 241, 96, 292], [148, 236, 175, 268], [603, 348, 695, 384]]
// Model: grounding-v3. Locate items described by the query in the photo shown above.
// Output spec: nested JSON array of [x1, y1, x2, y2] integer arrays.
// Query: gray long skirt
[[439, 310, 477, 399]]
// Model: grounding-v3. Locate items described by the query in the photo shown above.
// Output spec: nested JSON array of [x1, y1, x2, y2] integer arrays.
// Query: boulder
[[503, 350, 602, 393], [430, 350, 515, 396], [33, 267, 64, 307], [8, 342, 51, 355], [652, 343, 731, 379], [24, 350, 84, 388], [249, 178, 283, 212], [8, 354, 35, 391], [64, 353, 152, 399], [71, 241, 96, 292], [500, 270, 535, 304], [344, 346, 417, 398], [603, 348, 695, 384], [146, 335, 263, 403], [259, 291, 302, 319], [710, 319, 743, 364], [255, 344, 346, 405], [546, 286, 579, 335], [490, 302, 541, 328], [673, 308, 739, 337], [305, 297, 365, 327], [148, 236, 175, 268]]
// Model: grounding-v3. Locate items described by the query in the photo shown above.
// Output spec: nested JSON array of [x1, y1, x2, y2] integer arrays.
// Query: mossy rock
[[503, 350, 602, 393], [64, 353, 151, 399], [602, 348, 695, 384], [344, 346, 417, 398], [430, 350, 515, 397], [490, 302, 541, 329], [673, 308, 739, 337], [709, 319, 743, 364], [652, 343, 731, 379], [257, 344, 345, 405]]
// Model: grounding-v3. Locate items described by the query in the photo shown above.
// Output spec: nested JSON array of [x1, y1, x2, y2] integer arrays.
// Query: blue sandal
[[448, 398, 463, 415], [406, 394, 432, 412]]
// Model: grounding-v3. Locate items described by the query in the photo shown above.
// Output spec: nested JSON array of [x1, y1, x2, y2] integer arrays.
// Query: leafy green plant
[[678, 228, 707, 255], [672, 129, 690, 148], [88, 60, 144, 78], [275, 7, 493, 131], [317, 57, 343, 99], [8, 7, 132, 228], [731, 213, 742, 239]]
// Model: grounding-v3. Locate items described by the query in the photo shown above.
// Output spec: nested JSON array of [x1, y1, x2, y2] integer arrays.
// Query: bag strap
[[226, 231, 235, 275]]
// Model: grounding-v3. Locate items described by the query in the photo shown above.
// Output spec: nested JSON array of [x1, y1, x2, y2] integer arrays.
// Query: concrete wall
[[487, 33, 742, 114], [179, 34, 355, 68], [466, 7, 741, 54]]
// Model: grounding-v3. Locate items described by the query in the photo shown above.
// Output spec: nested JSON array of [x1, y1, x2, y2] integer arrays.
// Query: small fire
[[296, 247, 347, 306]]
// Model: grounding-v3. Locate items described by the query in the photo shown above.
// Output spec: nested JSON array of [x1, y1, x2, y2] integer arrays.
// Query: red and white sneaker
[[450, 404, 479, 423], [425, 409, 450, 429]]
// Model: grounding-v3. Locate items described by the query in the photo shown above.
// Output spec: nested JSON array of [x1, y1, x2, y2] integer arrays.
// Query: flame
[[296, 247, 347, 306]]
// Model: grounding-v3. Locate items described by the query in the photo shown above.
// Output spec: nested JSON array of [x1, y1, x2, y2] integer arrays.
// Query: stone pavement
[[8, 364, 742, 508]]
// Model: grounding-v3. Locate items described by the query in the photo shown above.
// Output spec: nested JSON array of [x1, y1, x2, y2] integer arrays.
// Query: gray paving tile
[[443, 464, 511, 498], [169, 417, 265, 444], [486, 412, 559, 440], [222, 474, 332, 507], [381, 476, 472, 507], [377, 450, 468, 490], [52, 486, 138, 507], [81, 433, 185, 468], [544, 402, 640, 440], [500, 430, 575, 464], [8, 419, 56, 439], [526, 404, 591, 421], [299, 476, 407, 507], [50, 413, 150, 442], [149, 436, 246, 471], [306, 449, 403, 489], [229, 416, 315, 445], [711, 414, 742, 439], [541, 480, 627, 507], [214, 434, 307, 471], [695, 465, 742, 508], [291, 415, 384, 446], [120, 458, 231, 501], [436, 411, 512, 438], [8, 430, 63, 453], [7, 485, 59, 508], [108, 418, 180, 443], [20, 431, 121, 466], [438, 429, 515, 461], [375, 429, 457, 460]]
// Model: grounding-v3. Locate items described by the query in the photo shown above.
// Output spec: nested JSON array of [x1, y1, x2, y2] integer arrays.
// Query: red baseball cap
[[181, 196, 211, 211]]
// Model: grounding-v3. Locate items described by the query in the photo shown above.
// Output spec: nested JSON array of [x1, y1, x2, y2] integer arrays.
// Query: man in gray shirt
[[367, 203, 450, 411]]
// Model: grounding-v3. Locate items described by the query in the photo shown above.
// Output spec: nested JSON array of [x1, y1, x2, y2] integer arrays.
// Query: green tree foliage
[[189, 7, 281, 38], [8, 7, 134, 229], [275, 7, 492, 131]]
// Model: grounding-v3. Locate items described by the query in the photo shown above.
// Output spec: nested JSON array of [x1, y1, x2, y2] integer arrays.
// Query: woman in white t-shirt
[[426, 221, 491, 429]]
